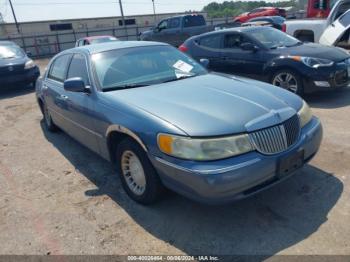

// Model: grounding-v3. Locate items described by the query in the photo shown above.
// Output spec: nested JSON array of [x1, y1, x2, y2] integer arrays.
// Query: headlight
[[157, 133, 253, 161], [291, 56, 334, 68], [298, 100, 313, 127], [24, 59, 35, 69]]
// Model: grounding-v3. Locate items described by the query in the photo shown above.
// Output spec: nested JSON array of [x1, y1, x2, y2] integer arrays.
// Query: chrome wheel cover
[[121, 150, 146, 196], [272, 72, 298, 93]]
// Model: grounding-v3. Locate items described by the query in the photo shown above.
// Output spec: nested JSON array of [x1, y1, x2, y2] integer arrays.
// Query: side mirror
[[64, 77, 89, 93], [26, 51, 32, 57], [241, 42, 258, 52], [199, 58, 210, 69]]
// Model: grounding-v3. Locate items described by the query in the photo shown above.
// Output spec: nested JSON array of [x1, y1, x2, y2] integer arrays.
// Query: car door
[[191, 33, 225, 72], [182, 15, 207, 41], [62, 53, 100, 154], [151, 19, 169, 43], [44, 54, 72, 131], [320, 9, 350, 46], [220, 33, 266, 79], [164, 17, 183, 46]]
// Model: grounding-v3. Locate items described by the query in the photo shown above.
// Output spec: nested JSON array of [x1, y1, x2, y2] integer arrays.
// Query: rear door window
[[169, 18, 181, 29], [184, 15, 206, 27], [67, 54, 90, 85], [48, 54, 71, 82]]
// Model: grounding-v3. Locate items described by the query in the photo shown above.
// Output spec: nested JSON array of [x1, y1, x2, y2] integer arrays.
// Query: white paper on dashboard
[[173, 60, 193, 73]]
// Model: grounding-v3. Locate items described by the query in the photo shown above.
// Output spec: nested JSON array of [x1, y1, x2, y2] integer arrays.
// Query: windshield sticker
[[173, 60, 193, 73]]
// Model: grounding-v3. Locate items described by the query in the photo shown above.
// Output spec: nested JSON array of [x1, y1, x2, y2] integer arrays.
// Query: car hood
[[275, 43, 349, 62], [104, 74, 302, 136], [140, 30, 153, 36], [0, 56, 27, 67]]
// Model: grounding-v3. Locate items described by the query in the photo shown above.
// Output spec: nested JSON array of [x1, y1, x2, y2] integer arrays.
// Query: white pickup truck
[[285, 0, 350, 49]]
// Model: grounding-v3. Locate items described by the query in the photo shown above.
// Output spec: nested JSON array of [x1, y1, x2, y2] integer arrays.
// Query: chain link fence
[[0, 18, 230, 59]]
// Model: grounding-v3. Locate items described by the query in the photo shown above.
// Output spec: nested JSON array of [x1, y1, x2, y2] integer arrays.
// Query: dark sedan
[[0, 41, 40, 87], [36, 41, 322, 205], [179, 27, 350, 95]]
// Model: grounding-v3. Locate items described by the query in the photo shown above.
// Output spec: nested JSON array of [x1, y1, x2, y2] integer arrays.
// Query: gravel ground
[[0, 59, 349, 257]]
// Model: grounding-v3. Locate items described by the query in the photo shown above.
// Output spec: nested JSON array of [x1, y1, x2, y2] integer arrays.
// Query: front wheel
[[116, 138, 164, 204], [271, 69, 304, 95]]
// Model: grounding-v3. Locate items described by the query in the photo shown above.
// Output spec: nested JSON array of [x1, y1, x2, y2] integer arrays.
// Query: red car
[[234, 7, 286, 23], [75, 35, 119, 47]]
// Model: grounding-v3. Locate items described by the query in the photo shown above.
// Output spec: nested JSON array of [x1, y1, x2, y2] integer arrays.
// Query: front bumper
[[302, 62, 349, 93], [149, 117, 322, 204], [0, 66, 40, 86]]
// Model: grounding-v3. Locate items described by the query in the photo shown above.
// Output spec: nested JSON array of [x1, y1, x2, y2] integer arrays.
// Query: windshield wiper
[[270, 44, 284, 49], [103, 84, 150, 92], [286, 42, 303, 47], [162, 75, 196, 83]]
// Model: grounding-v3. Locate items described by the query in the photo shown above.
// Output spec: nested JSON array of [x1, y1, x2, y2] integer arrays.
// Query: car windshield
[[92, 45, 207, 91], [0, 45, 24, 59], [249, 27, 301, 49], [90, 37, 118, 44]]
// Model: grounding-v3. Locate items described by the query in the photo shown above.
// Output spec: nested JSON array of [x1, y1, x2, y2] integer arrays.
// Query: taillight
[[282, 23, 286, 32], [178, 44, 188, 52]]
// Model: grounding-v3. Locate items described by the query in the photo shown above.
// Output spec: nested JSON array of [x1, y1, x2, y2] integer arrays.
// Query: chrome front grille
[[249, 114, 300, 155]]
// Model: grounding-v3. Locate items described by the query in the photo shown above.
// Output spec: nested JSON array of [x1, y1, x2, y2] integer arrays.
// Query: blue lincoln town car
[[36, 41, 322, 204]]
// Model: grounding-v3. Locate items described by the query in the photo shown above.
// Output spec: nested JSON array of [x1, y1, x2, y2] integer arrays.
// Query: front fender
[[263, 56, 305, 79], [106, 124, 148, 152]]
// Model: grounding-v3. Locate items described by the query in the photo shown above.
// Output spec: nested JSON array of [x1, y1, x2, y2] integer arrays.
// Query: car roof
[[166, 14, 203, 19], [194, 26, 265, 38], [249, 16, 285, 21], [65, 41, 169, 55], [0, 40, 17, 46], [84, 35, 116, 41]]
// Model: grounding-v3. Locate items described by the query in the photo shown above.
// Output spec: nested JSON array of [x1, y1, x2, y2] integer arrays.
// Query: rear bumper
[[149, 117, 322, 204], [0, 66, 40, 86]]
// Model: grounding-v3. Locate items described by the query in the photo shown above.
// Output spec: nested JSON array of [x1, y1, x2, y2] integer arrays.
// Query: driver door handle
[[57, 94, 69, 101]]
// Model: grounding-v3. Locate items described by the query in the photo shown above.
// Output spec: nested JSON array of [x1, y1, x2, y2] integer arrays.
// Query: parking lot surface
[[0, 59, 349, 256]]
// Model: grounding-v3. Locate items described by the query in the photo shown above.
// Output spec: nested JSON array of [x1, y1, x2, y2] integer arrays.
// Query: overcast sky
[[0, 0, 283, 23]]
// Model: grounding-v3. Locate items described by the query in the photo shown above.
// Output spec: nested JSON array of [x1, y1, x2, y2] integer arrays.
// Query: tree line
[[202, 0, 307, 18]]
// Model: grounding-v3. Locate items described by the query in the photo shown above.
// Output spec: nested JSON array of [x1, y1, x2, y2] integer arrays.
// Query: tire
[[116, 138, 164, 204], [271, 69, 304, 96], [42, 102, 58, 132]]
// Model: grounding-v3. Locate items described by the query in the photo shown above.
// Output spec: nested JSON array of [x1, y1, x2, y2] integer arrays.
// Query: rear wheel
[[43, 102, 58, 132], [116, 138, 164, 204], [271, 69, 304, 95]]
